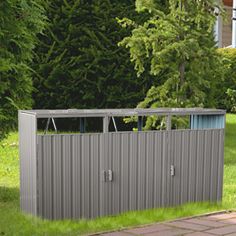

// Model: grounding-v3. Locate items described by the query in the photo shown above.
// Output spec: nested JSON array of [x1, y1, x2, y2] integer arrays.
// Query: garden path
[[98, 211, 236, 236]]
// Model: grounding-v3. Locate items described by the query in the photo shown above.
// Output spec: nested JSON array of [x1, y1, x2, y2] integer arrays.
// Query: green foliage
[[216, 48, 236, 112], [32, 0, 166, 111], [227, 89, 236, 112], [119, 0, 223, 129], [0, 0, 46, 140]]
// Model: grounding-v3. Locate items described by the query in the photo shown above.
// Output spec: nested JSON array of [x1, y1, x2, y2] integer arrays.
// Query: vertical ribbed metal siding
[[37, 134, 105, 219], [170, 129, 224, 205], [19, 112, 37, 215], [36, 129, 224, 220], [191, 115, 225, 129]]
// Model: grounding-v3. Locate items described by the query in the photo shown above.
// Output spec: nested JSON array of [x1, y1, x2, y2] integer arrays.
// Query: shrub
[[32, 0, 165, 111], [0, 0, 46, 139], [216, 48, 236, 112]]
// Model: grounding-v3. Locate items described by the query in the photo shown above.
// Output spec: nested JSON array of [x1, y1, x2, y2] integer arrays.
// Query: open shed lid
[[19, 108, 226, 118]]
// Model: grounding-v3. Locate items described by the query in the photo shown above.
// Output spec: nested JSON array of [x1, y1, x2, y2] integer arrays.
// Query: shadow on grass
[[0, 186, 19, 204]]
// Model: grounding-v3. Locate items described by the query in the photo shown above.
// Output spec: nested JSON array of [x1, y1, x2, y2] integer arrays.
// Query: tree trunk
[[177, 61, 186, 104], [179, 61, 185, 87]]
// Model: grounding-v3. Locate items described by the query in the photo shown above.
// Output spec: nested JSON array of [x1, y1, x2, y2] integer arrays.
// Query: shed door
[[105, 131, 172, 216], [170, 129, 224, 206], [37, 133, 110, 219]]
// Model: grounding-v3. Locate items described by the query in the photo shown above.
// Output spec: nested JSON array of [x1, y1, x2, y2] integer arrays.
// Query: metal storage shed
[[19, 108, 225, 220]]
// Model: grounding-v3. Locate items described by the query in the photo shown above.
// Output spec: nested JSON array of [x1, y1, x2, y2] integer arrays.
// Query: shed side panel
[[19, 112, 37, 215]]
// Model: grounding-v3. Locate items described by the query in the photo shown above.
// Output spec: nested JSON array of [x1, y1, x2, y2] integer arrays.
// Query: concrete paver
[[100, 211, 236, 236], [101, 232, 131, 236], [147, 228, 192, 236], [183, 218, 227, 228], [203, 212, 236, 221], [124, 224, 171, 234], [220, 217, 236, 225], [184, 232, 215, 236], [164, 221, 210, 231], [205, 225, 236, 235]]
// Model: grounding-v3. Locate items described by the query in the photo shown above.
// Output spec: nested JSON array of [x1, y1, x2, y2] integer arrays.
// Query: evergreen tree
[[0, 0, 46, 139], [119, 0, 223, 128], [32, 0, 168, 112]]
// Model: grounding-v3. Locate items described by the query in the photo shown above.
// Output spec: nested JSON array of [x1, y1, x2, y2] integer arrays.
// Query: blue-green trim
[[190, 115, 225, 129]]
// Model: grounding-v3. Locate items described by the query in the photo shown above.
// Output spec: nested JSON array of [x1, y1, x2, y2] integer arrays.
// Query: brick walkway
[[99, 211, 236, 236]]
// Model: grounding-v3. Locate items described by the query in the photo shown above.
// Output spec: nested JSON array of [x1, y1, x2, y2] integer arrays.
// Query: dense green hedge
[[0, 0, 46, 139], [216, 48, 236, 112], [32, 0, 169, 111]]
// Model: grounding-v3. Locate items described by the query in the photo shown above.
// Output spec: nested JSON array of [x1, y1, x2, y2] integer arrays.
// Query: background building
[[222, 0, 233, 47]]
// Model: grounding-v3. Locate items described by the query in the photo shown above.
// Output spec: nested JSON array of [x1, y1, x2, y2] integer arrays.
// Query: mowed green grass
[[0, 114, 235, 235]]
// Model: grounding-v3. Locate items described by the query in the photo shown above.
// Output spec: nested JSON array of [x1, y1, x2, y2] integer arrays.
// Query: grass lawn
[[0, 114, 236, 235]]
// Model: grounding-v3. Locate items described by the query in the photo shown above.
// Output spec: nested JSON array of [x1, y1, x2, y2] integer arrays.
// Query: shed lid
[[19, 108, 226, 118]]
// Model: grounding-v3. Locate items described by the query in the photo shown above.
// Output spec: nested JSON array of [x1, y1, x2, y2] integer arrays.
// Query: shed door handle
[[102, 170, 113, 182], [107, 170, 113, 182], [170, 165, 175, 176]]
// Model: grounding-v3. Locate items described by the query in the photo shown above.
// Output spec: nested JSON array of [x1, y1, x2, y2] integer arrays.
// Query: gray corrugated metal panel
[[107, 133, 112, 215], [37, 136, 43, 217], [43, 136, 53, 219], [191, 115, 225, 129], [35, 129, 224, 220], [90, 134, 100, 218], [160, 131, 169, 207], [19, 108, 226, 119], [188, 130, 197, 202], [129, 133, 138, 211], [72, 135, 81, 219], [81, 135, 90, 218], [181, 131, 190, 204], [166, 129, 224, 208], [202, 130, 211, 202], [197, 130, 208, 202], [110, 133, 120, 214], [52, 135, 63, 219], [99, 133, 109, 217], [120, 133, 130, 213], [210, 130, 219, 201], [153, 132, 164, 208], [217, 129, 224, 201], [19, 112, 37, 215], [173, 130, 181, 205], [137, 132, 146, 210], [145, 132, 154, 209], [195, 130, 205, 202]]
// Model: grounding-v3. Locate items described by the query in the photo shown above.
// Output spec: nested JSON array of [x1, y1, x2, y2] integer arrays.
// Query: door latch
[[107, 170, 113, 182], [102, 170, 113, 182], [170, 165, 175, 176]]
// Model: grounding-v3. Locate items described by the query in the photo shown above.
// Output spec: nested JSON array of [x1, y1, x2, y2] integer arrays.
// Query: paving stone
[[164, 221, 210, 231], [98, 212, 236, 236], [124, 224, 171, 234], [205, 225, 236, 235], [204, 212, 236, 221], [146, 228, 192, 236], [184, 232, 215, 236], [183, 218, 227, 227], [220, 217, 236, 225], [101, 232, 132, 236]]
